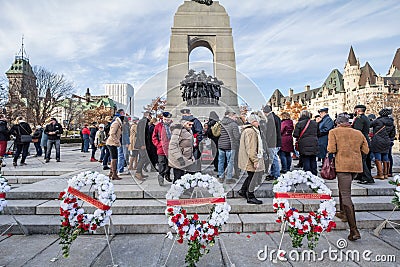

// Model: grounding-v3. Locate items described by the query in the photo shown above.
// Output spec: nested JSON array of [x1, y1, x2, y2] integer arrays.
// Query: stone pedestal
[[167, 1, 238, 110]]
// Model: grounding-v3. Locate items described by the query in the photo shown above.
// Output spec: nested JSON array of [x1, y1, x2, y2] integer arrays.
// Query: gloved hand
[[178, 157, 185, 166]]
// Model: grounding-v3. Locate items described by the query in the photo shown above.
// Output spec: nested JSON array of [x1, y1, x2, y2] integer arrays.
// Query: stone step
[[6, 178, 396, 200], [5, 196, 397, 216], [1, 211, 399, 235], [5, 176, 63, 184]]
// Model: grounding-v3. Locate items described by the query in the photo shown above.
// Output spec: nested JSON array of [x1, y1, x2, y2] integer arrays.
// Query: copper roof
[[359, 62, 377, 86], [347, 46, 357, 66], [391, 48, 400, 70]]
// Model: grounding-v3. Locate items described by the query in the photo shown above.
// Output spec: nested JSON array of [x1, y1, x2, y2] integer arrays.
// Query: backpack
[[211, 121, 221, 137]]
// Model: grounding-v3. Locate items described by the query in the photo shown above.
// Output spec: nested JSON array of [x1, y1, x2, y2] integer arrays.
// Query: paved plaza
[[0, 144, 399, 266]]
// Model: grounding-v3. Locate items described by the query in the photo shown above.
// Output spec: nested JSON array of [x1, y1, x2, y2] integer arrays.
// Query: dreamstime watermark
[[257, 239, 397, 263]]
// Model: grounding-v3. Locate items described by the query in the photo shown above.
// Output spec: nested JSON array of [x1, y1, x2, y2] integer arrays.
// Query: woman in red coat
[[279, 112, 294, 173]]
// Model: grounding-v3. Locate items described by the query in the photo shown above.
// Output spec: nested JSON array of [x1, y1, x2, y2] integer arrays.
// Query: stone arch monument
[[166, 1, 238, 114]]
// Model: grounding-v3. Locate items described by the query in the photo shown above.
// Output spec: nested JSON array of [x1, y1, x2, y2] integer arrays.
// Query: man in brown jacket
[[327, 113, 369, 241]]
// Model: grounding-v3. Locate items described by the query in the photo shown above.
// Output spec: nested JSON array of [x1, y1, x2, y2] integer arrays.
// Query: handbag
[[295, 119, 311, 151], [320, 156, 336, 180], [19, 125, 32, 143]]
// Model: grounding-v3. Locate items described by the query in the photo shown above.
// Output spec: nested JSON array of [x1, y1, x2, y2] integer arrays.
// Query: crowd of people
[[0, 103, 397, 241], [0, 115, 63, 168]]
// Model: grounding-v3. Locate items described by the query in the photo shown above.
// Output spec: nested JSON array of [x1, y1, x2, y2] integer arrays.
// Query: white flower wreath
[[0, 176, 11, 212], [165, 173, 231, 266], [273, 170, 336, 249], [389, 175, 400, 208], [59, 171, 116, 257]]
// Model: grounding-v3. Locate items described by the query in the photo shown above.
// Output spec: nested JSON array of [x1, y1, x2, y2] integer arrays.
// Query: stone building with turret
[[5, 44, 38, 123], [268, 47, 400, 117]]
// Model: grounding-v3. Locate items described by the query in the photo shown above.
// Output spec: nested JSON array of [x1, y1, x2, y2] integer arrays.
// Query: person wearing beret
[[152, 112, 173, 186], [352, 105, 374, 184]]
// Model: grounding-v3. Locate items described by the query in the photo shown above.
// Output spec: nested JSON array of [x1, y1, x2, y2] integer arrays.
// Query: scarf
[[253, 126, 264, 156], [164, 123, 172, 140]]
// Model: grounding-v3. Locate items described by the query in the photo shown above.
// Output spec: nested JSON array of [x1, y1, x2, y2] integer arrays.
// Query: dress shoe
[[103, 166, 110, 170], [237, 190, 247, 199], [225, 179, 236, 184], [357, 180, 375, 184]]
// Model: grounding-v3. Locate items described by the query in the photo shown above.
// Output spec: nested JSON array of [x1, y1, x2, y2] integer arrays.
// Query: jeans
[[34, 142, 42, 156], [218, 149, 235, 180], [117, 146, 125, 173], [102, 146, 110, 166], [268, 147, 281, 178], [83, 137, 89, 152], [158, 155, 170, 178], [279, 150, 292, 172], [14, 143, 30, 163], [46, 139, 60, 160], [99, 146, 106, 161], [302, 155, 317, 175], [373, 152, 389, 161]]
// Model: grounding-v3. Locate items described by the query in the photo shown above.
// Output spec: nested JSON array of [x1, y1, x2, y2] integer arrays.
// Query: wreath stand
[[273, 186, 335, 263], [0, 205, 29, 236], [50, 186, 118, 267], [373, 206, 400, 237], [158, 187, 235, 267]]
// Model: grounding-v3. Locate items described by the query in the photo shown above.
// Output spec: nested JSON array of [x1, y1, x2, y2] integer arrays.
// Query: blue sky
[[0, 0, 400, 115]]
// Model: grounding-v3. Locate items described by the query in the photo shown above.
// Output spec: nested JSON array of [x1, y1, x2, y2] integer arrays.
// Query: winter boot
[[247, 191, 263, 205], [134, 172, 146, 181], [110, 159, 121, 180], [344, 205, 361, 241], [372, 160, 384, 179], [383, 161, 390, 179], [128, 157, 134, 170], [335, 193, 347, 222]]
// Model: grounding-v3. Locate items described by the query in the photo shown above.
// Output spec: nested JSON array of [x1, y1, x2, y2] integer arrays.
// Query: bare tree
[[32, 66, 75, 125], [0, 79, 8, 113], [61, 98, 87, 131], [144, 97, 167, 118]]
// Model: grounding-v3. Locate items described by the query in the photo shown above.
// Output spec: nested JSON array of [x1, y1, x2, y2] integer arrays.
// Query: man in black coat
[[181, 108, 204, 172], [10, 117, 32, 166], [44, 117, 63, 163], [134, 111, 151, 180], [352, 105, 374, 184], [261, 105, 281, 180], [205, 111, 220, 172]]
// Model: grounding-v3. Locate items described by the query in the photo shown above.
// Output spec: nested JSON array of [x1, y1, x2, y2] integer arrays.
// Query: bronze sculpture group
[[180, 69, 223, 106]]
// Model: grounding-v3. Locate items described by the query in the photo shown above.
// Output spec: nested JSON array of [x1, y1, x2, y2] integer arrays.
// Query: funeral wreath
[[273, 170, 336, 250], [165, 173, 231, 267], [59, 171, 116, 257]]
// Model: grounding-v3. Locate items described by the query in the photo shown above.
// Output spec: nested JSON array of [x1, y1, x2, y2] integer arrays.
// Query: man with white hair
[[237, 113, 265, 205]]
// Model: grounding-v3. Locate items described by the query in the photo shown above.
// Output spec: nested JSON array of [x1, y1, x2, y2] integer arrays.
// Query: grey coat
[[218, 117, 240, 150]]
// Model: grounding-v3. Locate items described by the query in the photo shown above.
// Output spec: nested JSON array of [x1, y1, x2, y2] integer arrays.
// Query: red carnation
[[276, 219, 282, 223], [201, 245, 206, 249], [193, 214, 199, 221], [297, 229, 304, 235], [177, 238, 183, 244], [91, 224, 97, 231], [58, 191, 65, 200], [182, 209, 187, 217], [190, 235, 196, 241], [61, 220, 69, 227], [167, 208, 173, 213], [77, 214, 84, 222], [273, 203, 278, 208]]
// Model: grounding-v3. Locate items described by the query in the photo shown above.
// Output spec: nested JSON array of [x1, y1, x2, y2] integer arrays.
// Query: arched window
[[189, 46, 214, 76]]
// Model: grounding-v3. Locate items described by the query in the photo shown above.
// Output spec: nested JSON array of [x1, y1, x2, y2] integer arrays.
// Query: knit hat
[[247, 113, 260, 123], [99, 124, 105, 128], [379, 108, 391, 117]]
